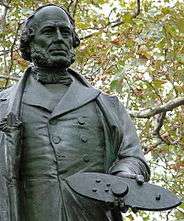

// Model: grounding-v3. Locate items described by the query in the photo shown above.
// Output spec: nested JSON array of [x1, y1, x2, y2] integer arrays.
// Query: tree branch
[[80, 0, 141, 40], [67, 0, 74, 12], [176, 207, 184, 214], [153, 112, 166, 137], [0, 1, 11, 9], [72, 0, 79, 17], [0, 1, 9, 26], [130, 97, 184, 118], [0, 49, 10, 56], [0, 75, 19, 81], [4, 22, 21, 88], [152, 112, 171, 149], [133, 0, 141, 18], [166, 210, 172, 221]]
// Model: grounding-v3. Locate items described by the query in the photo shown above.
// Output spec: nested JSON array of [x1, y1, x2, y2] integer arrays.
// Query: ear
[[73, 32, 80, 48], [28, 27, 35, 38]]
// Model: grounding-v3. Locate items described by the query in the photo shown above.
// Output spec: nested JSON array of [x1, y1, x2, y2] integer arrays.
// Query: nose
[[56, 27, 63, 41]]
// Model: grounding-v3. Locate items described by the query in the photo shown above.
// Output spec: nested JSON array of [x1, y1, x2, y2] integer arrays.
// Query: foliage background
[[0, 0, 183, 220]]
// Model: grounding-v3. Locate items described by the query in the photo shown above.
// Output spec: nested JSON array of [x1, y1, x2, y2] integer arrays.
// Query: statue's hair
[[20, 4, 80, 61]]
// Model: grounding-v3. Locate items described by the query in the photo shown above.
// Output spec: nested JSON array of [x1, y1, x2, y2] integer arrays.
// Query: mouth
[[49, 49, 67, 55], [49, 48, 65, 52]]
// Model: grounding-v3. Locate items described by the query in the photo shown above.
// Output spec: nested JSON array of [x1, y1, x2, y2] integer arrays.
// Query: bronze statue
[[0, 4, 155, 221]]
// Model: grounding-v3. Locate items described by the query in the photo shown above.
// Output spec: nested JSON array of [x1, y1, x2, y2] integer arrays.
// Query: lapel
[[0, 67, 31, 124], [0, 67, 101, 120], [22, 75, 54, 112], [51, 74, 101, 118]]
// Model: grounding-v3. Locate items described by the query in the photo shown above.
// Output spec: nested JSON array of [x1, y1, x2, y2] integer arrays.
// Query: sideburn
[[30, 45, 75, 68]]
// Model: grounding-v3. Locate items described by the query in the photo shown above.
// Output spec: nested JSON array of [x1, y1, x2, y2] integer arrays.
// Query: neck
[[31, 65, 72, 85]]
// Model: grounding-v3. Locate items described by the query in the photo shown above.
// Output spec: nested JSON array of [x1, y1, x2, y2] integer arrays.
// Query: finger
[[136, 175, 144, 185], [116, 172, 136, 179]]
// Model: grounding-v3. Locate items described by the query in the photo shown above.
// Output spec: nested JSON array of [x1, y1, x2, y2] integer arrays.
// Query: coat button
[[83, 154, 90, 162], [78, 117, 85, 125], [80, 135, 88, 143], [57, 154, 66, 160], [50, 119, 57, 125], [52, 136, 61, 144]]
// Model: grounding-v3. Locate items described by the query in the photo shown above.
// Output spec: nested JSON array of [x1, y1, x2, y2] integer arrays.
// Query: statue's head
[[20, 4, 80, 68]]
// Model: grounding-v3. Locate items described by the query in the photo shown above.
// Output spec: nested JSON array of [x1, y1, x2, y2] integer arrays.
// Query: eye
[[61, 29, 72, 37], [41, 27, 55, 35]]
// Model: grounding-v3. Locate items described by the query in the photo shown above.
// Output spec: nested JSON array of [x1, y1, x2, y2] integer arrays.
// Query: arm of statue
[[108, 100, 150, 183]]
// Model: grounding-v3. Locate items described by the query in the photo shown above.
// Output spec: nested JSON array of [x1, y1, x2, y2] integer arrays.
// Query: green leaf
[[176, 54, 184, 64], [122, 13, 132, 23]]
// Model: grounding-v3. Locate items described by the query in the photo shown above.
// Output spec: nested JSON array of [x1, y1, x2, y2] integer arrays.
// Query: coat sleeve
[[108, 98, 150, 182]]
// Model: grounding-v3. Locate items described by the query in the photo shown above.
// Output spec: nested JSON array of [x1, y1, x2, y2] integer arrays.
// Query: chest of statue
[[21, 95, 105, 179]]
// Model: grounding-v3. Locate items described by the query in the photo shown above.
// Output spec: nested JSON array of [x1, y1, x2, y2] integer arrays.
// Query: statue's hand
[[115, 171, 144, 185], [114, 172, 144, 213]]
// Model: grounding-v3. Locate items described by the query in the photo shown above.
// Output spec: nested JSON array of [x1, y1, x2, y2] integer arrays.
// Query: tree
[[0, 0, 183, 220]]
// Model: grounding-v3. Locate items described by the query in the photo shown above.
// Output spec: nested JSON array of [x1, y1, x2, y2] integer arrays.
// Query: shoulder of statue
[[0, 67, 31, 100], [68, 68, 125, 112], [99, 92, 120, 106], [98, 93, 129, 116], [0, 86, 13, 98], [67, 68, 92, 86]]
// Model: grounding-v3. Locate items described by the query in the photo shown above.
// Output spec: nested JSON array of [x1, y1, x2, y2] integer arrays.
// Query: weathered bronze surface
[[1, 4, 179, 221], [67, 173, 181, 212]]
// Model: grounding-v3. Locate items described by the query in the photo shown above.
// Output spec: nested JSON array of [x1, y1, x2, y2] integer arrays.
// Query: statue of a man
[[0, 4, 150, 221]]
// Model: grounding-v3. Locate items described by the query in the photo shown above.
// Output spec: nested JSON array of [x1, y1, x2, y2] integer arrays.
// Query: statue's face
[[29, 6, 75, 68]]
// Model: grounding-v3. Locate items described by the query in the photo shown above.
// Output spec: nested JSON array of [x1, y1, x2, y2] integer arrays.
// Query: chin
[[48, 57, 72, 68], [33, 57, 72, 68]]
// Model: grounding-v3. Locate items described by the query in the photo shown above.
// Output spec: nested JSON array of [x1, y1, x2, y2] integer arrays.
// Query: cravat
[[31, 67, 72, 85]]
